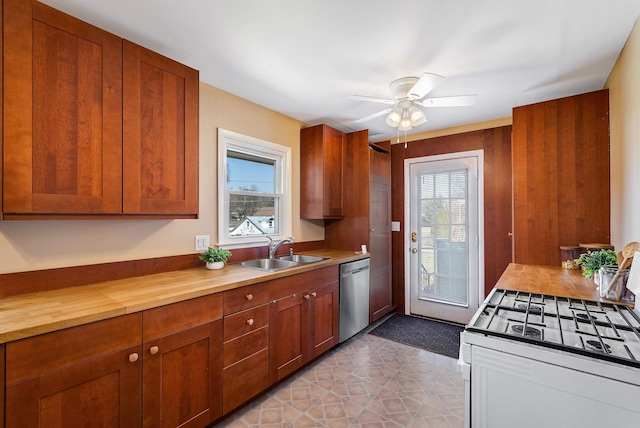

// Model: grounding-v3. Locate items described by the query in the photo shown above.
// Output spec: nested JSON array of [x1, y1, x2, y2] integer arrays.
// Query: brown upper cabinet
[[300, 124, 345, 219], [123, 41, 199, 216], [2, 0, 198, 219]]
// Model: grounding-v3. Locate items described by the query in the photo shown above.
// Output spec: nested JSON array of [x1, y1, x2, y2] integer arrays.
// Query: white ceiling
[[42, 0, 640, 142]]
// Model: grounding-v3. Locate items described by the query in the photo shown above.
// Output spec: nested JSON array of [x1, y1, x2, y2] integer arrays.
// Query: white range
[[459, 287, 640, 428]]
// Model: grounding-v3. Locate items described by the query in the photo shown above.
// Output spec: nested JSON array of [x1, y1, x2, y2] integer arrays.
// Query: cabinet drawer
[[223, 304, 269, 342], [143, 293, 223, 341], [270, 265, 338, 300], [6, 314, 142, 385], [224, 283, 269, 315], [223, 326, 268, 368], [223, 348, 269, 414]]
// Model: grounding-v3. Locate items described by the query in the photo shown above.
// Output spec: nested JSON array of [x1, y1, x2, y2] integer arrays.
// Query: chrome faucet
[[266, 236, 294, 259]]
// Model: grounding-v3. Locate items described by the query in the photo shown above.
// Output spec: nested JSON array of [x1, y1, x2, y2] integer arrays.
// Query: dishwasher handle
[[341, 267, 369, 277]]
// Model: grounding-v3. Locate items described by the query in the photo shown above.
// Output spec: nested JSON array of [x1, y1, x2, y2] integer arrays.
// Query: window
[[217, 129, 292, 247]]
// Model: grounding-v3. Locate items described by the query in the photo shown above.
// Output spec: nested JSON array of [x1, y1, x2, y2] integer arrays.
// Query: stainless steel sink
[[234, 255, 329, 272], [235, 258, 300, 272], [277, 254, 328, 263]]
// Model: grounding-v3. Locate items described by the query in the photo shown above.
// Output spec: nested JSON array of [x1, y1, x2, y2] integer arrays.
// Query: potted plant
[[574, 249, 618, 280], [199, 246, 232, 270]]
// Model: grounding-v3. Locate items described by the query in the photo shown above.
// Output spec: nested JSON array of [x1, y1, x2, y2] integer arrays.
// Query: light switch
[[195, 235, 210, 251], [391, 221, 401, 232]]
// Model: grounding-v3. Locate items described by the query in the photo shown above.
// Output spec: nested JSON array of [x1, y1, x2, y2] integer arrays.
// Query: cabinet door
[[143, 320, 222, 428], [300, 124, 345, 219], [3, 0, 123, 216], [309, 280, 339, 358], [269, 293, 306, 383], [6, 345, 141, 428], [123, 40, 199, 216], [142, 294, 223, 427], [5, 315, 142, 428], [370, 179, 392, 322]]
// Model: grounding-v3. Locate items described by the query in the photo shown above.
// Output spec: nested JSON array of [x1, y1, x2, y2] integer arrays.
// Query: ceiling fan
[[350, 73, 477, 131]]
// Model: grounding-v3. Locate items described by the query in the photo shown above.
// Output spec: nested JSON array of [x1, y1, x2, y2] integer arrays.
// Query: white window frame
[[217, 128, 292, 249]]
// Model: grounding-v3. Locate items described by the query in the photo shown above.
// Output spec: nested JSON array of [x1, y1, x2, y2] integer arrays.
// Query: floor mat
[[368, 313, 464, 358]]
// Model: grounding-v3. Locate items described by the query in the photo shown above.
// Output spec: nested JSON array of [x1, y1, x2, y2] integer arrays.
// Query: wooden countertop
[[0, 249, 368, 344], [496, 263, 630, 303]]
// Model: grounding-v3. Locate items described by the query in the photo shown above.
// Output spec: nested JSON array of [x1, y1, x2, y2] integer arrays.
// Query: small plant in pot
[[199, 247, 232, 270], [575, 249, 618, 281]]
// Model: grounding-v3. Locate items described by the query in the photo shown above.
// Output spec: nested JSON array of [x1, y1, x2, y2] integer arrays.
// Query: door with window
[[406, 152, 483, 325]]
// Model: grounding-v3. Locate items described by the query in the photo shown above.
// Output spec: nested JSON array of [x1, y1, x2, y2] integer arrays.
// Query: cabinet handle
[[311, 292, 317, 297], [149, 346, 159, 355], [129, 353, 139, 363], [304, 294, 310, 300], [247, 318, 254, 326], [246, 294, 253, 301]]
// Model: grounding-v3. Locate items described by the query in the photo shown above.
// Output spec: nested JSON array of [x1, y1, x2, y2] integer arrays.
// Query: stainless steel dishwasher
[[339, 258, 370, 343]]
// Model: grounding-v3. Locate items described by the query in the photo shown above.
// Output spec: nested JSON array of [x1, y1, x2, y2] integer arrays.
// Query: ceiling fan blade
[[349, 95, 396, 105], [417, 94, 477, 108], [354, 108, 393, 123], [407, 73, 445, 99]]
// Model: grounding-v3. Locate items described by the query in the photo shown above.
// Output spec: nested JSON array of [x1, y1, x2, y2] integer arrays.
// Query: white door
[[406, 152, 483, 325]]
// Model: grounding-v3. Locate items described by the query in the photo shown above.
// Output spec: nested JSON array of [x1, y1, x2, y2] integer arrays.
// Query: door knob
[[411, 248, 418, 254]]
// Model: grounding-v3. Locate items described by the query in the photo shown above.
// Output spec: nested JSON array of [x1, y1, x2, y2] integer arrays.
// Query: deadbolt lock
[[411, 232, 417, 242]]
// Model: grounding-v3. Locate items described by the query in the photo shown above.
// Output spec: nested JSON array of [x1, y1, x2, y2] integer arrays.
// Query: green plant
[[575, 249, 618, 279], [199, 247, 232, 264]]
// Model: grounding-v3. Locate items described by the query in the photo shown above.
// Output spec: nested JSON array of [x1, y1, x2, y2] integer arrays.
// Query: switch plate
[[391, 221, 401, 232], [195, 235, 210, 251]]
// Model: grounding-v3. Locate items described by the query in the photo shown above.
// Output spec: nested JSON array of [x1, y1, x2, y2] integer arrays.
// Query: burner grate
[[468, 288, 640, 368]]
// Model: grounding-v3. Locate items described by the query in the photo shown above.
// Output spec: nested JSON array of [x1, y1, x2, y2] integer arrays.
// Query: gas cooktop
[[466, 288, 640, 368]]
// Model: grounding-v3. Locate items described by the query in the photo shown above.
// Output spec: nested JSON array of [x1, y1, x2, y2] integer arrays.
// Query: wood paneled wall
[[390, 126, 513, 312], [512, 90, 610, 266]]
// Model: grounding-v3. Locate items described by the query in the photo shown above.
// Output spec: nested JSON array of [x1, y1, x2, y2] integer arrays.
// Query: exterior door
[[406, 152, 483, 325]]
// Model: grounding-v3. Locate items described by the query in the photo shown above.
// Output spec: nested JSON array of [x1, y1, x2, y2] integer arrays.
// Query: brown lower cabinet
[[3, 268, 342, 427], [5, 314, 143, 427], [269, 266, 339, 384], [4, 294, 224, 428], [142, 294, 223, 428]]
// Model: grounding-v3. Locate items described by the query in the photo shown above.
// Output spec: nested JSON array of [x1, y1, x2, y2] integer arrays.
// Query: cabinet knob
[[149, 346, 159, 355], [311, 292, 317, 298], [247, 318, 254, 326], [303, 294, 310, 300], [246, 294, 253, 301], [129, 353, 139, 363]]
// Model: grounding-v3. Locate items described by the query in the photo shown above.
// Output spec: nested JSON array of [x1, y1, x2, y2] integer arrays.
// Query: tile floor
[[217, 332, 465, 427]]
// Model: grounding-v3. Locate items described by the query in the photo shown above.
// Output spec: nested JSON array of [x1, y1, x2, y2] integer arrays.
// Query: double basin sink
[[234, 254, 328, 272]]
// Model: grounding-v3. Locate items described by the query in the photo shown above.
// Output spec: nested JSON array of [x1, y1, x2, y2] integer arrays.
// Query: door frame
[[403, 150, 485, 320]]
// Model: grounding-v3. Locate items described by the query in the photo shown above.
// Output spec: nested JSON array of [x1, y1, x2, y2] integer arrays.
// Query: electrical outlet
[[195, 235, 210, 251]]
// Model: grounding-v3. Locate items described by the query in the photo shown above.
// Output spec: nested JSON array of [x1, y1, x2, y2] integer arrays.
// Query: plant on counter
[[199, 246, 232, 269], [574, 249, 618, 279]]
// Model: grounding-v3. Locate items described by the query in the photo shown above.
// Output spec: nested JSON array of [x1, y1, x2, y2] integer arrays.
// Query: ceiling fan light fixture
[[385, 107, 403, 127], [398, 116, 413, 131], [408, 105, 427, 125]]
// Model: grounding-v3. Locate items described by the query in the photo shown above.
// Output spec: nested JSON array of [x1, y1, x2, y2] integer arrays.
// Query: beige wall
[[606, 17, 640, 250], [0, 82, 324, 274]]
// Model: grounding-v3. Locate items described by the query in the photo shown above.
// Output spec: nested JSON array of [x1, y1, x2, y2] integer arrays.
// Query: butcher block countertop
[[0, 249, 368, 344], [496, 263, 627, 303]]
